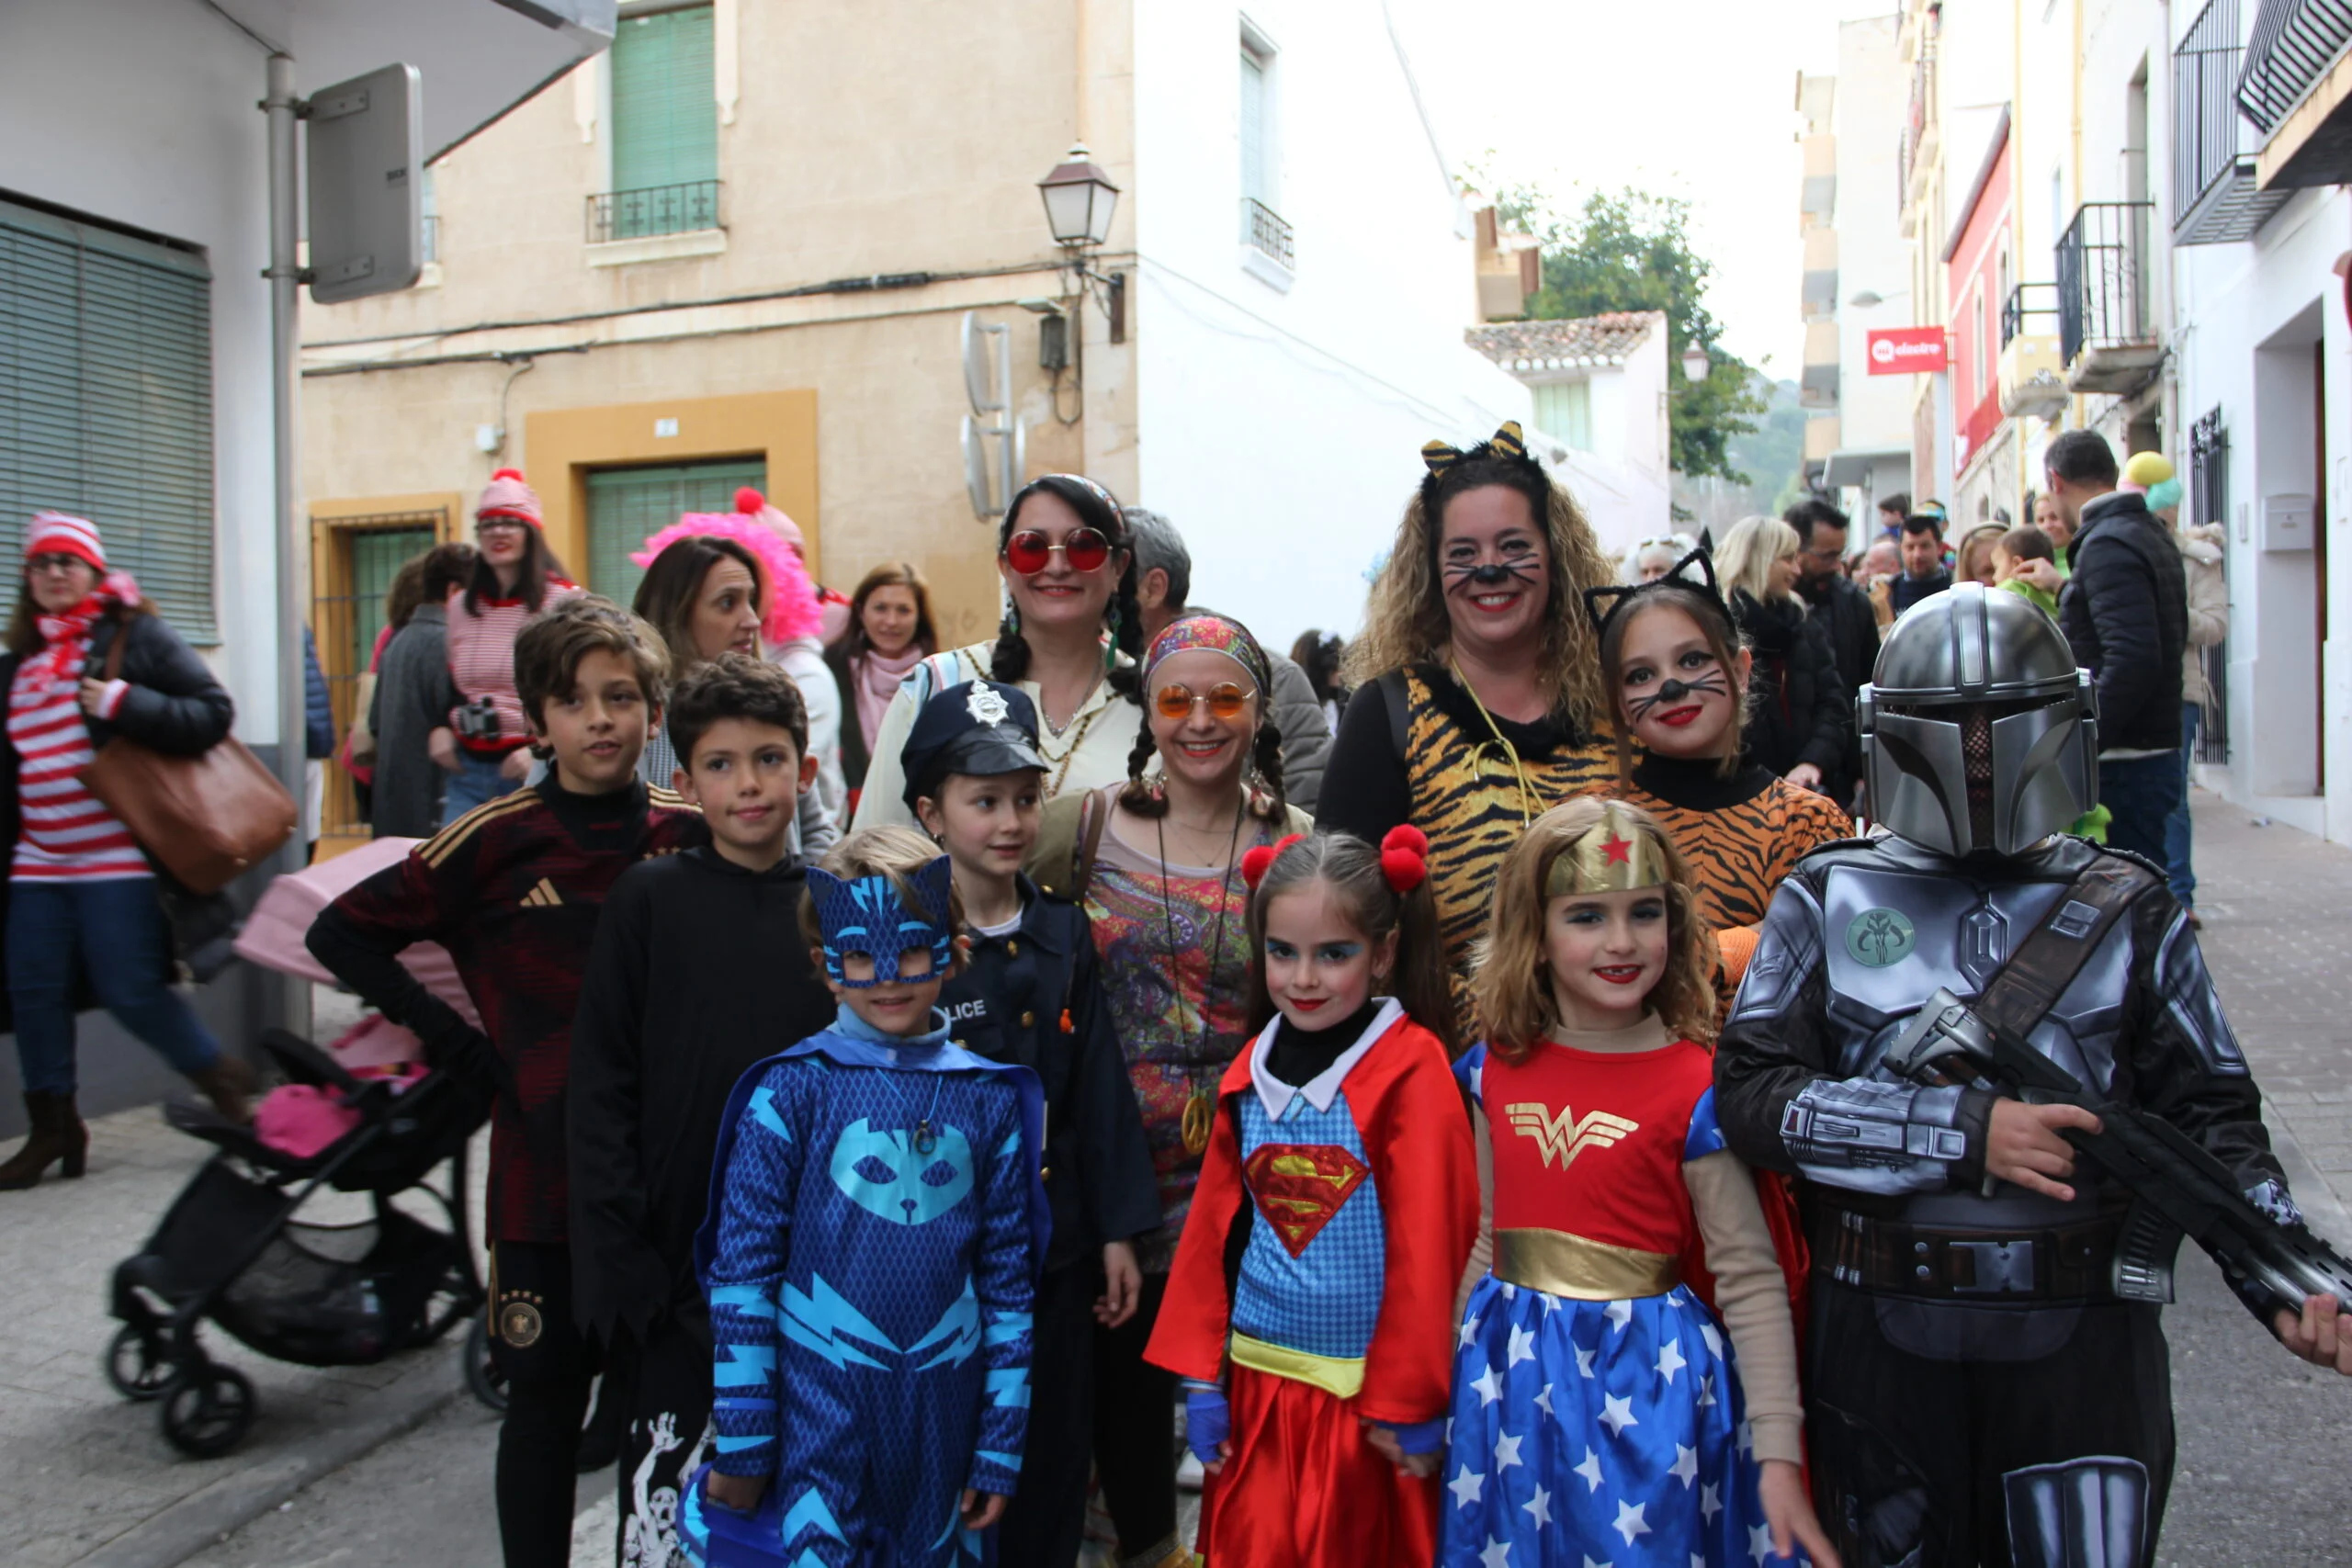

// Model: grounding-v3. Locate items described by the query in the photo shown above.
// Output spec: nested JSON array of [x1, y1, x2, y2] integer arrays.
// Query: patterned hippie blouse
[[1050, 784, 1306, 1274]]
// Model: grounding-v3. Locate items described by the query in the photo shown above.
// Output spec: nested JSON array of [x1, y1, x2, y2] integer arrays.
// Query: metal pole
[[265, 52, 311, 1042]]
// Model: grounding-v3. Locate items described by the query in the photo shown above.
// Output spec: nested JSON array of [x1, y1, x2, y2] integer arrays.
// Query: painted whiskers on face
[[1623, 667, 1730, 723]]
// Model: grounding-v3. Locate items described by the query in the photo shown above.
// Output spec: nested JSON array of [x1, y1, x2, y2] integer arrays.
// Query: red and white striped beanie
[[25, 511, 106, 572], [475, 468, 543, 528]]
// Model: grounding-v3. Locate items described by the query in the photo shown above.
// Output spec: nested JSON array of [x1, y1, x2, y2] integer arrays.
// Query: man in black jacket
[[1786, 497, 1880, 807], [2048, 428, 2188, 864]]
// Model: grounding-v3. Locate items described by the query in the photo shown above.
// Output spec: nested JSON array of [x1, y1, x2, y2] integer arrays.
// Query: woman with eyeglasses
[[432, 469, 581, 826], [851, 474, 1147, 831], [1025, 612, 1311, 1568], [1318, 423, 1620, 1038]]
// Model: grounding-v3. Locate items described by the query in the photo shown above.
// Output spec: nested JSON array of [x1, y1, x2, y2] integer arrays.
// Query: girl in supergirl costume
[[1442, 799, 1837, 1568], [1147, 827, 1479, 1568]]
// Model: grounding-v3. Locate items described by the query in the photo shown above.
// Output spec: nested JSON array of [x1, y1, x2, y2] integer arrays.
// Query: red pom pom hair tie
[[1379, 824, 1430, 893], [1241, 832, 1307, 891]]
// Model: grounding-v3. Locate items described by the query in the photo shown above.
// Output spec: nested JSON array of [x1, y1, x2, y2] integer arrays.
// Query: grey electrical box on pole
[[305, 63, 424, 304]]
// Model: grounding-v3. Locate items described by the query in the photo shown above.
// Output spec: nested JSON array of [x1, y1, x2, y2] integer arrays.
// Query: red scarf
[[32, 573, 142, 685]]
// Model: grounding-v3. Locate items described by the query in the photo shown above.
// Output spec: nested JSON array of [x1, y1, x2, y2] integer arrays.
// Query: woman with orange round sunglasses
[[1026, 612, 1312, 1568], [852, 474, 1147, 831]]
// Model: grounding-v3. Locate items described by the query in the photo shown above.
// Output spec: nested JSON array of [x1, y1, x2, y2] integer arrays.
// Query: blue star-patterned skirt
[[1438, 1274, 1791, 1567]]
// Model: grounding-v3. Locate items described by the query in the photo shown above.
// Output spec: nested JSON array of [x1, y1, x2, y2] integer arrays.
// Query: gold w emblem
[[1504, 1101, 1640, 1169]]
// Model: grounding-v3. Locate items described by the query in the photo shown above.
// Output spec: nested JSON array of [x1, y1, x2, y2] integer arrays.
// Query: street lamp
[[1679, 344, 1712, 383], [1037, 143, 1119, 249]]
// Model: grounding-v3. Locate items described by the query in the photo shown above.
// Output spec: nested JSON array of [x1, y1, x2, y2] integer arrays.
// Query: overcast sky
[[1395, 0, 1898, 379]]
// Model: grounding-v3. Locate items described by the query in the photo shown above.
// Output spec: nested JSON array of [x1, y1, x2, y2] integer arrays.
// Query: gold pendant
[[1181, 1088, 1216, 1156]]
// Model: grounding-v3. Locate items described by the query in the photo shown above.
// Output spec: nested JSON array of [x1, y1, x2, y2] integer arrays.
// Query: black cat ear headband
[[1580, 547, 1735, 640]]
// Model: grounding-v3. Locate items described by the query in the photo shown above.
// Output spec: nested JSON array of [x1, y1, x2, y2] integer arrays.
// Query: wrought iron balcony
[[2177, 0, 2291, 243], [2000, 281, 2058, 347], [585, 179, 724, 244], [2238, 0, 2352, 186], [1241, 198, 1294, 269], [2056, 202, 2161, 393]]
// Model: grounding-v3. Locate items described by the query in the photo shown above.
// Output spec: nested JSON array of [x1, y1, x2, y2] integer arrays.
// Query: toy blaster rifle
[[1885, 989, 2352, 1322]]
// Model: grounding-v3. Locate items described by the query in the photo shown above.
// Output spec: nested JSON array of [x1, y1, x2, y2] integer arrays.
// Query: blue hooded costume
[[680, 859, 1049, 1568]]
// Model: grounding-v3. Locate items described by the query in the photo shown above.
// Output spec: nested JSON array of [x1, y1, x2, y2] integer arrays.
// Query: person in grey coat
[[368, 543, 473, 840], [1122, 506, 1333, 810]]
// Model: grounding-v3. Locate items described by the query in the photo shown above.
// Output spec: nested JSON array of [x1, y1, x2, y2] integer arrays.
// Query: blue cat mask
[[808, 858, 956, 987], [829, 1117, 975, 1224]]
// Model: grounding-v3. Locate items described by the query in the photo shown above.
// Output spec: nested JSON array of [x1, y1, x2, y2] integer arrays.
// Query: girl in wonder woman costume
[[1147, 828, 1478, 1567], [1442, 798, 1836, 1568]]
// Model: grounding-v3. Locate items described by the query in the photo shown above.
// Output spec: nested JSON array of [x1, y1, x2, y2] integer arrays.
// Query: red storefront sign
[[1866, 326, 1950, 375]]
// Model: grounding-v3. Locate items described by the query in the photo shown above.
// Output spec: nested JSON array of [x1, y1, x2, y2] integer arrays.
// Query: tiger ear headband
[[1419, 421, 1549, 509], [1580, 547, 1733, 640]]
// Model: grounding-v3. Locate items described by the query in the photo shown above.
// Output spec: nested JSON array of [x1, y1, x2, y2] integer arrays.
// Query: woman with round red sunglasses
[[852, 474, 1146, 830], [1024, 612, 1311, 1568]]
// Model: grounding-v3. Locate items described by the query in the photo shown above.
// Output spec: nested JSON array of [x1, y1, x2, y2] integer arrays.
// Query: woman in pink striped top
[[0, 512, 249, 1190], [430, 469, 581, 826]]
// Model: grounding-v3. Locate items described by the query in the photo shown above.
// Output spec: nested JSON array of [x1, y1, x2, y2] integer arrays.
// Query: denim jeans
[[7, 876, 221, 1097], [439, 750, 523, 828], [2099, 752, 2185, 869], [2164, 703, 2202, 905]]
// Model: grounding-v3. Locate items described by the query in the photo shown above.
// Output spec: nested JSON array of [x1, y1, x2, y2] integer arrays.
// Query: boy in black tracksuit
[[568, 656, 835, 1567], [904, 680, 1162, 1567]]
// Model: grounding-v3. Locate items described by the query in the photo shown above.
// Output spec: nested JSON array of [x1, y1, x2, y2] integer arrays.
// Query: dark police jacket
[[941, 875, 1161, 1273]]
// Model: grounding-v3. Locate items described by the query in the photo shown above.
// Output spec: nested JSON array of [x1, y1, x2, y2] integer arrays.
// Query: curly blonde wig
[[1471, 797, 1719, 1059], [1344, 461, 1616, 737]]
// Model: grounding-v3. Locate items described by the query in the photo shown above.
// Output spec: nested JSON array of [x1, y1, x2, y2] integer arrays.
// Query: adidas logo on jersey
[[521, 878, 563, 908]]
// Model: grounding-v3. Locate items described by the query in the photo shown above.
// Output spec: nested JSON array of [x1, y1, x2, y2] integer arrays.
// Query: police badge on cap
[[901, 680, 1049, 810]]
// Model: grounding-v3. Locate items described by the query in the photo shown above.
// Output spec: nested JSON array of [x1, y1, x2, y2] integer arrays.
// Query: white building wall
[[1130, 0, 1531, 651], [1834, 14, 1912, 512], [0, 0, 278, 739]]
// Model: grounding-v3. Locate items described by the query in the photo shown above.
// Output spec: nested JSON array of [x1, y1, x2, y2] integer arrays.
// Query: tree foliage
[[1490, 186, 1766, 484]]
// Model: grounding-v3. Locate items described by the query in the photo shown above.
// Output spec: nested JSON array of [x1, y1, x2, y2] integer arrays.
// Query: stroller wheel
[[161, 1365, 255, 1459], [105, 1325, 176, 1403], [463, 1314, 508, 1414]]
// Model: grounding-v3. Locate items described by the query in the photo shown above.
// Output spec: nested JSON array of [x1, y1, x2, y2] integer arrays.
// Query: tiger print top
[[1320, 663, 1616, 1040], [1589, 754, 1855, 931]]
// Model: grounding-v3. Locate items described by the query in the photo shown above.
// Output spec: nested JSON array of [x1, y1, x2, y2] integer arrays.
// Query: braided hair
[[1118, 615, 1288, 824], [990, 475, 1145, 697]]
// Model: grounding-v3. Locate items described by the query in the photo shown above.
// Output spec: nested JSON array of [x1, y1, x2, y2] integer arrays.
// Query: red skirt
[[1197, 1363, 1440, 1568]]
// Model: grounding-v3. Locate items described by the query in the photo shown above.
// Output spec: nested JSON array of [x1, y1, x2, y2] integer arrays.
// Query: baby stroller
[[106, 840, 498, 1458]]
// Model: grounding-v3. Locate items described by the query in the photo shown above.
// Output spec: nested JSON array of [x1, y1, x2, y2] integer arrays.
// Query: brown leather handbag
[[76, 616, 299, 895]]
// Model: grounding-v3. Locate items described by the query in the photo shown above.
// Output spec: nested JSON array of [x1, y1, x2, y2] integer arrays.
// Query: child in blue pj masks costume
[[682, 826, 1048, 1568]]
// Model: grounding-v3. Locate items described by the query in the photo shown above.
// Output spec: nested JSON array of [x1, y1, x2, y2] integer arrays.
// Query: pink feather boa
[[630, 510, 824, 646]]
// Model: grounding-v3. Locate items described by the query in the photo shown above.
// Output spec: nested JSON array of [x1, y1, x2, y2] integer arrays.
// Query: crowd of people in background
[[0, 413, 2273, 1568]]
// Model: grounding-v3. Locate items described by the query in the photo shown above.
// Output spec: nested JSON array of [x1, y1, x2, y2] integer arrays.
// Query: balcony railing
[[2189, 407, 2230, 763], [2000, 281, 2059, 347], [2238, 0, 2352, 133], [2056, 202, 2154, 368], [1241, 197, 1294, 269], [585, 179, 724, 244], [2177, 0, 2292, 242]]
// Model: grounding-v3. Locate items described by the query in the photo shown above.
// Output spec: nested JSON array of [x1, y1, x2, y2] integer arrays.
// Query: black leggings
[[1091, 1271, 1177, 1562], [489, 1242, 594, 1568]]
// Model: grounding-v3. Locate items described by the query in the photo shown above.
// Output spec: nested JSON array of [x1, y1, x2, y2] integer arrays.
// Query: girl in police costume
[[1443, 798, 1834, 1568]]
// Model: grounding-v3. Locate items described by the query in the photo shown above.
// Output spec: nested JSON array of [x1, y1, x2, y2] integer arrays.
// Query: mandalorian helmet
[[1858, 583, 2098, 857]]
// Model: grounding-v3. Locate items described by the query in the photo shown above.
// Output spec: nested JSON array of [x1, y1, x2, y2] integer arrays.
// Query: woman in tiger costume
[[1580, 547, 1853, 982], [1318, 423, 1619, 1041]]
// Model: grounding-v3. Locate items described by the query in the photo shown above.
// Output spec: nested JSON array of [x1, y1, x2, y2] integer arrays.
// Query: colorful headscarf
[[1144, 613, 1272, 694]]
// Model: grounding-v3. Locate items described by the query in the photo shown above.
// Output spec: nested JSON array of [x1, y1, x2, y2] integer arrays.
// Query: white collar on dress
[[1247, 997, 1404, 1122]]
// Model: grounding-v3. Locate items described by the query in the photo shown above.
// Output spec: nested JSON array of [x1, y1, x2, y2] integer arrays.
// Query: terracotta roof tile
[[1465, 310, 1662, 373]]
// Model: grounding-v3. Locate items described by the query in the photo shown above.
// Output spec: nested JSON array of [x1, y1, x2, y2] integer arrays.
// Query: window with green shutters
[[584, 458, 767, 608], [0, 197, 217, 642], [603, 5, 720, 240], [1532, 379, 1593, 453]]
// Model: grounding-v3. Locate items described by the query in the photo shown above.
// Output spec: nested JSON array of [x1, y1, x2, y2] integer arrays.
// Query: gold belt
[[1494, 1227, 1680, 1301], [1228, 1332, 1365, 1399]]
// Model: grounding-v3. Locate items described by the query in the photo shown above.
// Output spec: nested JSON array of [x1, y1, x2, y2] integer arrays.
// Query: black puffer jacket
[[1730, 590, 1849, 783], [0, 609, 240, 1026], [2059, 490, 2187, 751]]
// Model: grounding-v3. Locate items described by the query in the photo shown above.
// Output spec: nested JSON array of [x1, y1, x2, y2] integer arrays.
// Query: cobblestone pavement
[[22, 795, 2352, 1566]]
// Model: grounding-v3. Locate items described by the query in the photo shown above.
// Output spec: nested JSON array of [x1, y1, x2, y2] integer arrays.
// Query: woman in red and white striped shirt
[[0, 512, 249, 1190], [431, 468, 581, 827]]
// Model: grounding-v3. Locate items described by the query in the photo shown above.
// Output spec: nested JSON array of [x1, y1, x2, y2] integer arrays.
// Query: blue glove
[[1182, 1382, 1229, 1466], [1378, 1416, 1446, 1456]]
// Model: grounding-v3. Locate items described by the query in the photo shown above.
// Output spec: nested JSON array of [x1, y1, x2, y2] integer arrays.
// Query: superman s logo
[[1242, 1144, 1369, 1258]]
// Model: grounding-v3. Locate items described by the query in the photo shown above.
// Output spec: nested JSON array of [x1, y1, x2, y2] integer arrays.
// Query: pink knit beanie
[[476, 468, 543, 528]]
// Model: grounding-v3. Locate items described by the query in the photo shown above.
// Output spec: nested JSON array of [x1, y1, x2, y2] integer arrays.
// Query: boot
[[187, 1054, 258, 1125], [0, 1091, 89, 1190]]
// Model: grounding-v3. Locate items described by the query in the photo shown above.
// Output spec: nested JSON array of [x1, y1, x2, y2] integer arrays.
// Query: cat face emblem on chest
[[828, 1118, 974, 1224]]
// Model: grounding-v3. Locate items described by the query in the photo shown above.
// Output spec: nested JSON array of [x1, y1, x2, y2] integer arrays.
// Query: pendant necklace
[[1158, 799, 1246, 1156], [878, 1062, 948, 1155]]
